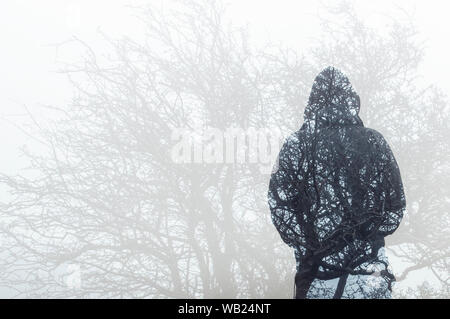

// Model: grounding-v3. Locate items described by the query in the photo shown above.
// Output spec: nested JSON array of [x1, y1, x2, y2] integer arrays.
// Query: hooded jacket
[[268, 67, 406, 298]]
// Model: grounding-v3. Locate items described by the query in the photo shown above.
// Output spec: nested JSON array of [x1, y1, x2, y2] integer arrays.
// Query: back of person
[[268, 67, 406, 299]]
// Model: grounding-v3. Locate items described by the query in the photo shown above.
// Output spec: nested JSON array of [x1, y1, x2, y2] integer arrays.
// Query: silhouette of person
[[268, 67, 406, 299]]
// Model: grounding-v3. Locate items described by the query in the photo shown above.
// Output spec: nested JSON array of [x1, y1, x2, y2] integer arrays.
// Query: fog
[[0, 0, 448, 298]]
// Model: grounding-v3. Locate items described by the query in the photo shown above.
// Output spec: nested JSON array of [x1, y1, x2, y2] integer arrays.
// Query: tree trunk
[[294, 264, 319, 299], [333, 273, 349, 299]]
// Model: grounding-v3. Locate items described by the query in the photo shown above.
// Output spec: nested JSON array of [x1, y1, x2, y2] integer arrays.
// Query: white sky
[[0, 0, 447, 294], [0, 0, 448, 191], [1, 1, 449, 145], [0, 1, 448, 189]]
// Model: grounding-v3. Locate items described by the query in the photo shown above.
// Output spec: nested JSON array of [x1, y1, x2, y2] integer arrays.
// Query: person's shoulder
[[364, 127, 383, 137], [279, 129, 304, 155], [362, 127, 388, 144], [284, 129, 304, 145], [363, 127, 384, 140]]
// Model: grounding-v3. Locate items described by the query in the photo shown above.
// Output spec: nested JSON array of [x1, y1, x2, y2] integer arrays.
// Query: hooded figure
[[268, 67, 406, 299]]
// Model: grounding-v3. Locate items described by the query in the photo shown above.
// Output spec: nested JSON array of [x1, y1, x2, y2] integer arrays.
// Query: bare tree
[[0, 0, 294, 298], [269, 66, 405, 299], [306, 3, 449, 297], [0, 0, 448, 298]]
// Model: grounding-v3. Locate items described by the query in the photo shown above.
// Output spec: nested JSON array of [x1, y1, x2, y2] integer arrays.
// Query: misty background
[[0, 0, 448, 298]]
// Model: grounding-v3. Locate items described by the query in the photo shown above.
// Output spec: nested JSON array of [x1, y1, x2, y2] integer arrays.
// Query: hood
[[303, 67, 363, 130]]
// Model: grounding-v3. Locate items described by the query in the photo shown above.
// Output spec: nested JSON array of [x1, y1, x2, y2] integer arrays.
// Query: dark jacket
[[268, 67, 406, 298]]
